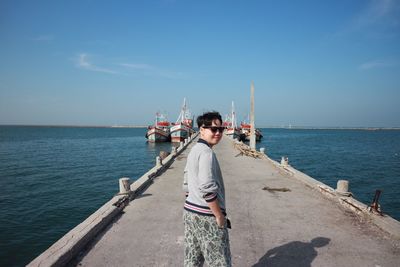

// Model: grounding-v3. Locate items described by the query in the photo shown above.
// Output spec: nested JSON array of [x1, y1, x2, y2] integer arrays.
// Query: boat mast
[[176, 97, 187, 124], [155, 112, 159, 127], [231, 101, 237, 129]]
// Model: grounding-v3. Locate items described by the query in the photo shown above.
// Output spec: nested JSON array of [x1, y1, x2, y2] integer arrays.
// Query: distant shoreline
[[0, 124, 399, 130], [0, 125, 148, 128], [260, 126, 400, 130]]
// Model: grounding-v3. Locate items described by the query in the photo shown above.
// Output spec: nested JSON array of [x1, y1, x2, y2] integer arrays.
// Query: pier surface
[[74, 137, 400, 267]]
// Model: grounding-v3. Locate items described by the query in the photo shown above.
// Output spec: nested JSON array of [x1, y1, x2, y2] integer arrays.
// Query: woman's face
[[200, 119, 223, 147]]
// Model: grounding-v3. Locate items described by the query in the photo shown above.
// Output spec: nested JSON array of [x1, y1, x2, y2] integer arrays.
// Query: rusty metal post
[[369, 189, 383, 215]]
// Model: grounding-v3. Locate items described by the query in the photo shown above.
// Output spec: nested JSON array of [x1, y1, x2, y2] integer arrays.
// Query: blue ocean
[[0, 126, 399, 267]]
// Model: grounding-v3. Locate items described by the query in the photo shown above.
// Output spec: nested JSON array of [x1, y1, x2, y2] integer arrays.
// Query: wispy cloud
[[32, 35, 54, 41], [118, 63, 153, 70], [74, 55, 187, 78], [359, 59, 397, 70], [76, 53, 117, 74], [330, 0, 399, 38], [352, 0, 397, 29], [119, 62, 187, 79]]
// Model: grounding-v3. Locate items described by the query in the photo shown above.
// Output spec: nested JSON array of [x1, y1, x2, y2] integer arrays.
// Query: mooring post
[[260, 147, 266, 154], [280, 156, 289, 167], [119, 177, 131, 195], [156, 156, 162, 167], [336, 180, 351, 196]]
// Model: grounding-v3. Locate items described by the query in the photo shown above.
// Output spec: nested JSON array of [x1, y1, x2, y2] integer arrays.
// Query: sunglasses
[[202, 126, 225, 133]]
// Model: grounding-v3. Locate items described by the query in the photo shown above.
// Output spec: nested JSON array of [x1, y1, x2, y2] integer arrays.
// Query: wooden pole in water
[[250, 81, 256, 149]]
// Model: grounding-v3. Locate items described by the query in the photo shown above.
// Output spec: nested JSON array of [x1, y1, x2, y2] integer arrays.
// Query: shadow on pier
[[252, 237, 330, 267]]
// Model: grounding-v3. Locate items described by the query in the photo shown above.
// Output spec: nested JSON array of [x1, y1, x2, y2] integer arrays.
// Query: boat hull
[[146, 127, 170, 142], [225, 128, 241, 140], [244, 133, 262, 142], [170, 124, 194, 142], [240, 127, 263, 142]]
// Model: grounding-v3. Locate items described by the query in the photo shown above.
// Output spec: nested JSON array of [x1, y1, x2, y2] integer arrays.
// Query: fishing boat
[[170, 98, 195, 143], [240, 118, 263, 142], [224, 101, 241, 140], [145, 113, 171, 142]]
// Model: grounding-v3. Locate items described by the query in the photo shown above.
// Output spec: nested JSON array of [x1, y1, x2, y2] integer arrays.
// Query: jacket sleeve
[[198, 150, 218, 202]]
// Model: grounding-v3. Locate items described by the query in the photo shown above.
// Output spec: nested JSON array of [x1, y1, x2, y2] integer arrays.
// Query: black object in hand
[[226, 218, 231, 229]]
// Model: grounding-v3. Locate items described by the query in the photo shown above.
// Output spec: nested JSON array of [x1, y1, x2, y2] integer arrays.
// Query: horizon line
[[1, 124, 400, 130]]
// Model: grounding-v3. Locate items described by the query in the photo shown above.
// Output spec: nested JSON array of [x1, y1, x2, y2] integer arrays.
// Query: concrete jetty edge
[[251, 140, 400, 241], [27, 133, 199, 267]]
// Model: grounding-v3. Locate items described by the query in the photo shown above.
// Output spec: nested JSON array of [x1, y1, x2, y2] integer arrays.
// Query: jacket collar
[[198, 138, 211, 148]]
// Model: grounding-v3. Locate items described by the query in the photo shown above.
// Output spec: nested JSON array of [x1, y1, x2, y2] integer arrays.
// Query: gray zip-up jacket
[[183, 139, 226, 216]]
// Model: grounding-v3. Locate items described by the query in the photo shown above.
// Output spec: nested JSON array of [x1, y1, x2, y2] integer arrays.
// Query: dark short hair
[[197, 111, 222, 128]]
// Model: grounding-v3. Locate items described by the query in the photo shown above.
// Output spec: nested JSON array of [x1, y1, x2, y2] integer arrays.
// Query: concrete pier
[[31, 136, 400, 267]]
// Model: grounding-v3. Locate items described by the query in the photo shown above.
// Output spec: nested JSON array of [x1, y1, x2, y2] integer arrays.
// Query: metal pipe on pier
[[250, 81, 256, 150]]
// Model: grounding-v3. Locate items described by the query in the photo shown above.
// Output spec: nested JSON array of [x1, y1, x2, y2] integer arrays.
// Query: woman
[[183, 111, 231, 267]]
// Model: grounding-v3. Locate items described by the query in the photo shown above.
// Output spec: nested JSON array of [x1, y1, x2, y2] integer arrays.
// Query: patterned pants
[[184, 210, 231, 267]]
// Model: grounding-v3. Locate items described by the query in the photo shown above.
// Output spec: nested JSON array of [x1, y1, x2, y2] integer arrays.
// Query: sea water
[[0, 126, 170, 267], [0, 126, 399, 266]]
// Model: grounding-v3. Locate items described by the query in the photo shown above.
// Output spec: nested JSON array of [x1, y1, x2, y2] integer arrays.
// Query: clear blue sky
[[0, 0, 399, 127]]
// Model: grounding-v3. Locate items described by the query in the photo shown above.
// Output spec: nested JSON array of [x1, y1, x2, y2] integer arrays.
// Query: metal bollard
[[119, 177, 131, 194]]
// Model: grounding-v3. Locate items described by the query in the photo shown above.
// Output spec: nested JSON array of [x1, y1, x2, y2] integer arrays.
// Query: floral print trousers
[[184, 210, 231, 267]]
